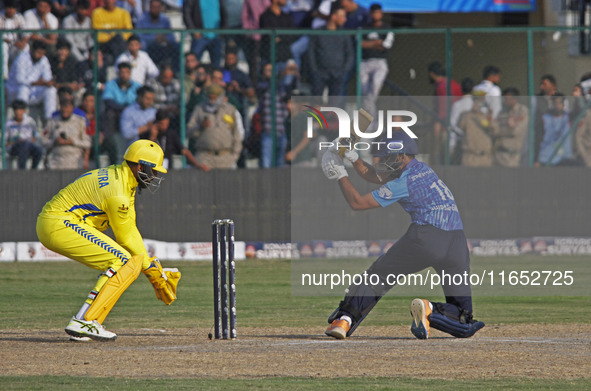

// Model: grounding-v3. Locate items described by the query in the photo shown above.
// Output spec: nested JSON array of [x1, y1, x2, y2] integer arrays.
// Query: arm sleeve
[[13, 56, 32, 85], [371, 177, 410, 207], [145, 54, 160, 80], [42, 58, 53, 81], [120, 107, 137, 140], [382, 32, 394, 49], [73, 117, 92, 149], [104, 195, 149, 258], [122, 10, 133, 41], [102, 81, 116, 101], [183, 0, 198, 29]]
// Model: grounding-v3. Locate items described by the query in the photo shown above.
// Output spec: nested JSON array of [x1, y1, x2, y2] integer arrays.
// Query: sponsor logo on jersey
[[377, 185, 393, 199]]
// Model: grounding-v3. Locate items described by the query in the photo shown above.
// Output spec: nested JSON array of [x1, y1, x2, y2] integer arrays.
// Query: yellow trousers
[[37, 215, 133, 306]]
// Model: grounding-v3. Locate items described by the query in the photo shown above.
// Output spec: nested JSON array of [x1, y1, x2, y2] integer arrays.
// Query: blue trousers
[[9, 141, 43, 169], [346, 224, 473, 321]]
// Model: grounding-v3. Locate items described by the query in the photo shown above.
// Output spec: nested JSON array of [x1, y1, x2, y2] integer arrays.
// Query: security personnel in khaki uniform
[[36, 140, 180, 341], [459, 92, 497, 167], [494, 89, 529, 167], [576, 109, 591, 167], [187, 84, 242, 169]]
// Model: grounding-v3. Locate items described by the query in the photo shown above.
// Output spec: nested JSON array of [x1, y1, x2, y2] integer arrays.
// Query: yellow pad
[[85, 254, 144, 323]]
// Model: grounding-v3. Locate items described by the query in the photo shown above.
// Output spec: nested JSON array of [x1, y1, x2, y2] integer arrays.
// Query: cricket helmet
[[373, 131, 418, 176], [124, 140, 167, 192]]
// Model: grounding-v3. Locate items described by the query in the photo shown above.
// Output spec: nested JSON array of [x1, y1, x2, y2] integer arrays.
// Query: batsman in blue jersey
[[321, 132, 485, 340]]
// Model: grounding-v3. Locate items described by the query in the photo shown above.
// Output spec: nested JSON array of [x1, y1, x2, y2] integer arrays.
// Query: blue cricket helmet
[[374, 131, 419, 157], [373, 131, 418, 177]]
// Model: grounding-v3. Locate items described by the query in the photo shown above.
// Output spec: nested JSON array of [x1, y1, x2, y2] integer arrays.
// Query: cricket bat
[[337, 108, 374, 157]]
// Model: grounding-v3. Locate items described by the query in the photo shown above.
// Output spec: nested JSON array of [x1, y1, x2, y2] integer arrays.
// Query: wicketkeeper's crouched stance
[[36, 140, 181, 341], [322, 132, 484, 340]]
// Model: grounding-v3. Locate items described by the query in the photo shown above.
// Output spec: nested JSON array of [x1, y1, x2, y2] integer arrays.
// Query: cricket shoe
[[410, 298, 431, 339], [325, 319, 350, 339], [65, 317, 117, 341], [69, 335, 91, 342]]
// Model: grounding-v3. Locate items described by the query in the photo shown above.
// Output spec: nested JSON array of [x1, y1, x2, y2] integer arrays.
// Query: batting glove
[[329, 137, 359, 163], [321, 150, 348, 180]]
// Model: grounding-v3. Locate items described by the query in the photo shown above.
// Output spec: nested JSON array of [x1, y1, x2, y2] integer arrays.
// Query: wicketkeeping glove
[[142, 257, 181, 305], [321, 150, 348, 180]]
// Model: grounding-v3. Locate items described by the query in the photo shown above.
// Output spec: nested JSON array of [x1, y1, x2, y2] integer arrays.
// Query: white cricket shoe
[[65, 317, 117, 341], [69, 335, 91, 342]]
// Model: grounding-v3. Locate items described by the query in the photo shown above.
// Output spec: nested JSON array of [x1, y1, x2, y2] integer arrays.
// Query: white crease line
[[139, 328, 167, 333]]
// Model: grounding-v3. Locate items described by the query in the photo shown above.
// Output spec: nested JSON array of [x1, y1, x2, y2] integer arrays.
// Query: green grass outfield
[[1, 257, 589, 389], [0, 375, 589, 390]]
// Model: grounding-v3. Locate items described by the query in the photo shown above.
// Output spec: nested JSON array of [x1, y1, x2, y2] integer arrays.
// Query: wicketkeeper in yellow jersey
[[36, 140, 181, 341]]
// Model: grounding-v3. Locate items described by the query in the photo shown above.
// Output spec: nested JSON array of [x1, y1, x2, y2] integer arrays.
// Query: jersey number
[[430, 180, 455, 201]]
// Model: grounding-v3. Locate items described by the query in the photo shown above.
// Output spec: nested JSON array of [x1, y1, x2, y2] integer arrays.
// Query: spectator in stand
[[241, 0, 270, 82], [536, 94, 574, 166], [50, 39, 83, 101], [77, 91, 101, 168], [6, 40, 57, 120], [209, 66, 243, 112], [533, 74, 561, 164], [77, 48, 107, 93], [101, 61, 141, 163], [1, 0, 27, 79], [259, 0, 297, 70], [574, 79, 591, 167], [343, 0, 370, 29], [51, 0, 73, 20], [427, 61, 462, 163], [494, 88, 529, 167], [116, 0, 143, 25], [23, 0, 59, 50], [42, 98, 91, 169], [448, 77, 474, 165], [183, 0, 226, 68], [115, 34, 159, 84], [223, 48, 255, 115], [120, 85, 158, 147], [473, 65, 502, 120], [142, 109, 211, 171], [50, 86, 75, 115], [4, 99, 43, 170], [92, 0, 133, 67], [459, 91, 497, 167], [184, 52, 201, 101], [146, 63, 181, 128], [256, 62, 290, 168], [186, 64, 210, 116], [360, 3, 394, 121], [62, 0, 93, 62], [285, 0, 314, 70], [340, 0, 370, 95], [137, 0, 180, 71], [187, 84, 242, 169], [307, 3, 353, 106], [285, 91, 316, 167]]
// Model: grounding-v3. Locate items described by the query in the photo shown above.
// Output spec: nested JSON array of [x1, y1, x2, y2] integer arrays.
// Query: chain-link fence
[[2, 27, 591, 170]]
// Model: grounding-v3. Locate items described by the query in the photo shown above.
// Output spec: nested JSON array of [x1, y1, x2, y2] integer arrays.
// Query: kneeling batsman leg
[[429, 312, 485, 338], [142, 257, 181, 305], [85, 254, 144, 323]]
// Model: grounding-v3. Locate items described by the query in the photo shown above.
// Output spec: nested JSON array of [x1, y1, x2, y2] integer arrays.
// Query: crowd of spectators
[[439, 65, 590, 168], [1, 0, 591, 170]]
